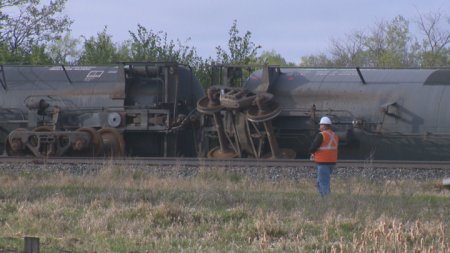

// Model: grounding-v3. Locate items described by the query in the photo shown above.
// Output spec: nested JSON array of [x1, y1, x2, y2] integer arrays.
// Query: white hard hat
[[319, 116, 332, 125]]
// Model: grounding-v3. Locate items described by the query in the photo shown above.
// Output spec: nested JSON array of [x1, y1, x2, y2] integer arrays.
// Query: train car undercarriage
[[197, 67, 296, 159]]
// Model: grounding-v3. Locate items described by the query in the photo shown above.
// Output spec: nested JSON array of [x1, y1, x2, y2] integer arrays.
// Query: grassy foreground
[[0, 165, 449, 253]]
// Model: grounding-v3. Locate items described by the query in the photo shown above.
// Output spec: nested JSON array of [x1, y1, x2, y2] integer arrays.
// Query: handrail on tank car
[[0, 64, 6, 90], [61, 65, 72, 84], [356, 67, 367, 84]]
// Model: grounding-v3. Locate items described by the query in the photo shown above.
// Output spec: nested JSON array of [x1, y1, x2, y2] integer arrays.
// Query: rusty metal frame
[[125, 108, 171, 131]]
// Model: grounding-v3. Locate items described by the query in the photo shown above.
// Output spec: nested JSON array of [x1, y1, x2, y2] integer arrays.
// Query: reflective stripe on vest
[[318, 131, 338, 150], [314, 130, 338, 163]]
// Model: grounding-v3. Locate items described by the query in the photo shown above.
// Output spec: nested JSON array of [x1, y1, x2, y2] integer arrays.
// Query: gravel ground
[[0, 162, 449, 183]]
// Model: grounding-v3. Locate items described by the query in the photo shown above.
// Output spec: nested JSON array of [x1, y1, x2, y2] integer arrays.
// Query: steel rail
[[0, 156, 450, 170]]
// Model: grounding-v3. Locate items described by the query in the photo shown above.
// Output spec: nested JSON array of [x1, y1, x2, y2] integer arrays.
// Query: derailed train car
[[197, 66, 450, 161], [2, 62, 450, 161], [0, 62, 204, 157]]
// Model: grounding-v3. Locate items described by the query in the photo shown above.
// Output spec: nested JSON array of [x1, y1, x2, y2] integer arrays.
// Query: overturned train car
[[0, 62, 204, 157], [198, 66, 450, 161]]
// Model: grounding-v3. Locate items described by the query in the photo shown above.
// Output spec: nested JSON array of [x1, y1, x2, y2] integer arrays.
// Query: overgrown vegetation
[[1, 1, 450, 73], [0, 166, 448, 252]]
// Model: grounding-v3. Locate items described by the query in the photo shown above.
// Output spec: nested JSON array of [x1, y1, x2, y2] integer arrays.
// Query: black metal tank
[[0, 62, 204, 157], [245, 67, 450, 160]]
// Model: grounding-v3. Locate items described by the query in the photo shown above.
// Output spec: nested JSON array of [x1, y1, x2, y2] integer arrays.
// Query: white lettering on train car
[[85, 71, 104, 81]]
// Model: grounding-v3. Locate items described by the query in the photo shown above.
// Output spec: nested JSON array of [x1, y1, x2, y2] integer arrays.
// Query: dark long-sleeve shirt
[[309, 132, 323, 154]]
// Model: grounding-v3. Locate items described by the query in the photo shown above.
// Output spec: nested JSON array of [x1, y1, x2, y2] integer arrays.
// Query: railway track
[[0, 156, 449, 184], [0, 156, 449, 169]]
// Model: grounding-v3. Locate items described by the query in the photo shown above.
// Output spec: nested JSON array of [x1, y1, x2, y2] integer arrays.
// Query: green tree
[[78, 27, 126, 64], [302, 15, 419, 68], [300, 53, 334, 67], [0, 0, 72, 63], [215, 20, 261, 64], [129, 24, 201, 65], [0, 43, 51, 64], [364, 16, 411, 67], [256, 50, 295, 66], [303, 13, 450, 68], [128, 24, 206, 86], [46, 32, 80, 64], [27, 44, 53, 64], [330, 16, 413, 67], [129, 25, 164, 61], [328, 31, 368, 67], [416, 11, 450, 67]]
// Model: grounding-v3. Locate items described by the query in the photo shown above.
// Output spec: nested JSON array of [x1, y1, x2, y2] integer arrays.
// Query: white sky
[[64, 0, 450, 64]]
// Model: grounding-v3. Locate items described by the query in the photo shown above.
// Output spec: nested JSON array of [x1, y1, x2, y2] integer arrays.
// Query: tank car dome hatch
[[424, 69, 450, 85], [245, 68, 320, 94]]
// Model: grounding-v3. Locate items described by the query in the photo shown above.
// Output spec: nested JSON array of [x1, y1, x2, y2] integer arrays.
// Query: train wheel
[[207, 146, 238, 159], [246, 95, 296, 159], [246, 94, 281, 123], [97, 128, 125, 157], [197, 96, 223, 114], [5, 128, 27, 156], [75, 127, 103, 156], [196, 87, 223, 114], [31, 126, 54, 156]]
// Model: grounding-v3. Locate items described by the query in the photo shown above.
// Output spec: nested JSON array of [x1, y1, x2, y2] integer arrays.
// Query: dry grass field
[[0, 165, 449, 252]]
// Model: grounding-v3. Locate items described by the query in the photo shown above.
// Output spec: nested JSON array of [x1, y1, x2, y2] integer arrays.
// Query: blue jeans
[[316, 164, 334, 197]]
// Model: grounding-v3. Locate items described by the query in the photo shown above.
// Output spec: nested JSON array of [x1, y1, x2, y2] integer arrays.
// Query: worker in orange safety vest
[[309, 116, 339, 197]]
